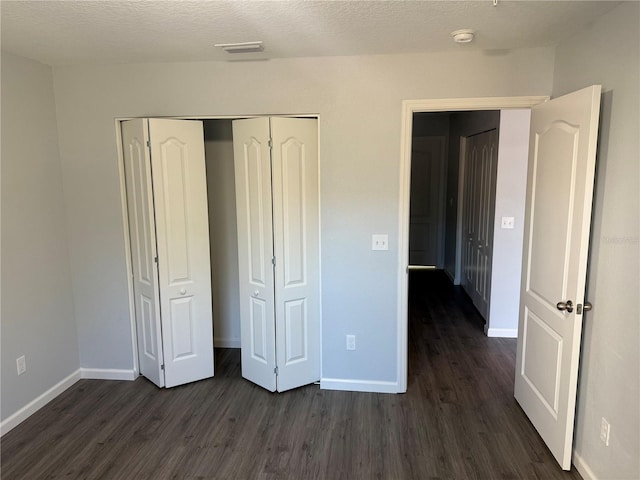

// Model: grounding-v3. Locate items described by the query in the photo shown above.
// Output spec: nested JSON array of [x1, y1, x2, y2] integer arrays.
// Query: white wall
[[1, 53, 79, 426], [486, 109, 530, 337], [51, 47, 554, 386], [552, 3, 639, 479], [203, 120, 241, 348]]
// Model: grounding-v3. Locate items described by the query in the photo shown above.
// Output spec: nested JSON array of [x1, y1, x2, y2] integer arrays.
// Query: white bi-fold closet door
[[232, 117, 320, 393], [122, 118, 214, 388], [461, 129, 498, 320]]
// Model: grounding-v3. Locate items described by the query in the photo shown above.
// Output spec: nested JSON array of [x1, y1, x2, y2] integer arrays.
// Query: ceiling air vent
[[215, 41, 264, 54]]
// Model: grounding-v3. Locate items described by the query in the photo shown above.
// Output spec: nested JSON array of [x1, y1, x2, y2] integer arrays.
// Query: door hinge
[[154, 256, 158, 263], [160, 364, 165, 370], [274, 366, 278, 375], [268, 138, 273, 149], [272, 256, 276, 266], [146, 140, 151, 148]]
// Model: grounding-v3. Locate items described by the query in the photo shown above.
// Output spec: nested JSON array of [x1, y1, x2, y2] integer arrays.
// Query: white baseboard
[[573, 451, 597, 480], [0, 368, 82, 437], [320, 378, 399, 394], [486, 327, 518, 338], [80, 368, 136, 381], [214, 338, 241, 348]]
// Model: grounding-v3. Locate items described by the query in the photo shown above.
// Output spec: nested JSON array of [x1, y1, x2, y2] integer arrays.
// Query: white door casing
[[515, 85, 601, 469], [148, 118, 214, 388], [233, 117, 278, 392], [270, 117, 320, 392], [122, 119, 165, 388], [409, 136, 446, 268], [233, 117, 320, 393]]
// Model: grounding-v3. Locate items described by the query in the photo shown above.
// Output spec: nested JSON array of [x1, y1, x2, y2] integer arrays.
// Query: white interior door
[[461, 129, 498, 319], [270, 117, 320, 392], [122, 119, 165, 387], [233, 117, 277, 392], [515, 85, 601, 469], [233, 117, 320, 393], [409, 136, 446, 268], [148, 118, 214, 388]]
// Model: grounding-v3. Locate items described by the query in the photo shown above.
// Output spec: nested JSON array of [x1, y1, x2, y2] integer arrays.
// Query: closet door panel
[[461, 130, 498, 320], [280, 138, 306, 287], [122, 119, 165, 388], [233, 117, 277, 392], [271, 117, 320, 392], [149, 118, 214, 388]]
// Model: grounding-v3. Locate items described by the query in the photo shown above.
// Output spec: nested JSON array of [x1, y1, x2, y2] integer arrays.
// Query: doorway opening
[[396, 96, 547, 393], [409, 110, 501, 328]]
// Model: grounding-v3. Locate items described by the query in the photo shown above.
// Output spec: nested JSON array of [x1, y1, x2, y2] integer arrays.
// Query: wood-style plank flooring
[[1, 271, 582, 479]]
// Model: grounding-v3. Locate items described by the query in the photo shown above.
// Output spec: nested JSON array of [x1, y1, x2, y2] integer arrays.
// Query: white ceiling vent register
[[214, 41, 264, 54]]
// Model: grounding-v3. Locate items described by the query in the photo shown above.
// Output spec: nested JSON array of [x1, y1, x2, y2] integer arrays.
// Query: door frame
[[114, 113, 322, 380], [396, 96, 548, 393]]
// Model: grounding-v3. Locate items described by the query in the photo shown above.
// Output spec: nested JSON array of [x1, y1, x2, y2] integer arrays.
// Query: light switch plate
[[372, 234, 389, 251], [501, 216, 515, 229]]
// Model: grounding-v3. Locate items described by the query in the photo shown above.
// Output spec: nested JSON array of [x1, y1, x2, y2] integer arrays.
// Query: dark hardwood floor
[[1, 271, 582, 479]]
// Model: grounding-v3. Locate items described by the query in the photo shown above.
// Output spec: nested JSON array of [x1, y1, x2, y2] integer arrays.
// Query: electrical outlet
[[16, 355, 26, 376], [346, 335, 356, 351], [600, 417, 611, 446]]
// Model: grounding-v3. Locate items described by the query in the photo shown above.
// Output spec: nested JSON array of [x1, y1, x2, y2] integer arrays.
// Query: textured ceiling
[[0, 1, 621, 66]]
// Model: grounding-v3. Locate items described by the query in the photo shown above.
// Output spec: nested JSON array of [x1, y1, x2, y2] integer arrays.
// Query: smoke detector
[[451, 29, 475, 44]]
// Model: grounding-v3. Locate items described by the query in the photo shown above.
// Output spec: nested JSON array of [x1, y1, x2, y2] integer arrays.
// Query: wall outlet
[[600, 417, 611, 446], [16, 355, 26, 375], [346, 335, 356, 350]]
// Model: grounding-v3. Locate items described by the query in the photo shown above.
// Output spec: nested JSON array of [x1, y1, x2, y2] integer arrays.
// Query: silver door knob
[[578, 302, 593, 314], [253, 290, 260, 297], [179, 288, 187, 295], [556, 300, 574, 313]]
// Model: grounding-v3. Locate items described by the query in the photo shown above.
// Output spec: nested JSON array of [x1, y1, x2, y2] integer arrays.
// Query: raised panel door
[[148, 118, 214, 388], [515, 86, 601, 469], [271, 117, 320, 392], [122, 119, 165, 387], [232, 117, 277, 392]]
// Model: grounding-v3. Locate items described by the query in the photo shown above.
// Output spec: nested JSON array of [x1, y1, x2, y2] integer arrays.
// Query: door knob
[[556, 300, 574, 313], [179, 288, 187, 295], [253, 290, 260, 297], [577, 302, 593, 314]]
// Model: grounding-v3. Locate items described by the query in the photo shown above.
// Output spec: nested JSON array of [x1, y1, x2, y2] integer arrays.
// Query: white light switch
[[372, 234, 389, 251], [501, 216, 515, 229]]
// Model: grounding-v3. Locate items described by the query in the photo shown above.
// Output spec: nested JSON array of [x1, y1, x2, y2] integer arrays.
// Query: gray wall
[[552, 3, 639, 478], [203, 120, 241, 348], [50, 48, 554, 384], [1, 53, 79, 421], [488, 109, 530, 336]]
